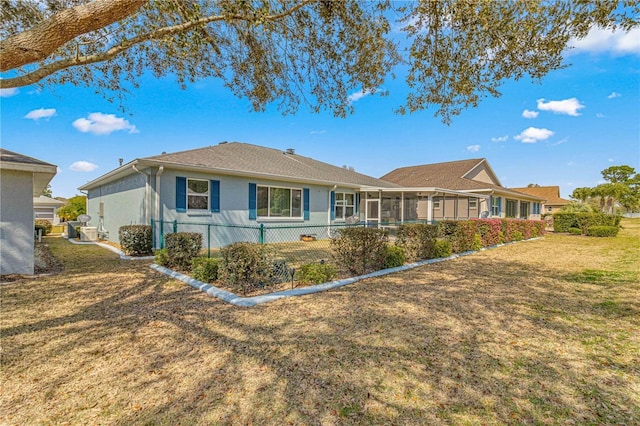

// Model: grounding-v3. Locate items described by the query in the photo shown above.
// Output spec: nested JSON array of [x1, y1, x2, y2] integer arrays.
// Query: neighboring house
[[381, 159, 545, 220], [79, 142, 499, 248], [33, 195, 65, 225], [0, 149, 57, 275], [510, 186, 570, 214]]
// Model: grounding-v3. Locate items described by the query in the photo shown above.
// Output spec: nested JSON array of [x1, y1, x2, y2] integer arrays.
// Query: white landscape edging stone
[[63, 235, 155, 260], [150, 237, 543, 307]]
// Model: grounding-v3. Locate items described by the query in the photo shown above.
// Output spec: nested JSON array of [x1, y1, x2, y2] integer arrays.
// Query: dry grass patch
[[1, 220, 638, 425]]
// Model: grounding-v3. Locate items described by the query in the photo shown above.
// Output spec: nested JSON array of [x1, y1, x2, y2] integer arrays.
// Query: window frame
[[256, 185, 304, 219], [519, 201, 530, 218], [187, 178, 209, 211], [491, 196, 501, 216], [334, 191, 356, 221]]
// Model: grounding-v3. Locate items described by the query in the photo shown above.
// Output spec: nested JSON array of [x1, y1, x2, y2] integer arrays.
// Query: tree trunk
[[1, 0, 147, 72]]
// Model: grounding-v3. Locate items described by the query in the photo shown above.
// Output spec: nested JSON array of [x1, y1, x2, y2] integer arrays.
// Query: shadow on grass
[[1, 236, 638, 424]]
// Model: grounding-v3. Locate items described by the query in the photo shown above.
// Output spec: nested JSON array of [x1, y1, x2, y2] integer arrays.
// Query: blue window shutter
[[355, 193, 360, 214], [303, 188, 310, 220], [330, 191, 336, 220], [498, 197, 502, 214], [176, 176, 186, 212], [248, 183, 257, 220], [210, 180, 220, 213]]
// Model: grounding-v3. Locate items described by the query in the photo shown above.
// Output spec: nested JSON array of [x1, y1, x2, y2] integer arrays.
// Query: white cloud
[[348, 90, 369, 103], [596, 113, 605, 118], [309, 130, 326, 135], [536, 98, 584, 116], [467, 144, 480, 153], [569, 27, 640, 56], [607, 92, 621, 99], [514, 127, 554, 143], [491, 135, 508, 142], [72, 112, 138, 135], [522, 109, 539, 119], [608, 158, 614, 162], [0, 88, 19, 97], [69, 161, 98, 172], [24, 108, 57, 121]]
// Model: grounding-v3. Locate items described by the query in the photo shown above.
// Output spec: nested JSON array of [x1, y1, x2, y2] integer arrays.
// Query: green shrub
[[297, 262, 338, 285], [434, 240, 452, 258], [395, 223, 438, 261], [473, 219, 502, 246], [439, 220, 478, 253], [34, 219, 52, 236], [330, 227, 388, 275], [165, 232, 202, 270], [586, 226, 619, 237], [154, 248, 170, 266], [568, 227, 582, 235], [472, 234, 483, 251], [191, 257, 220, 283], [383, 245, 406, 268], [553, 212, 622, 233], [119, 225, 152, 256], [512, 230, 524, 242], [218, 242, 274, 293]]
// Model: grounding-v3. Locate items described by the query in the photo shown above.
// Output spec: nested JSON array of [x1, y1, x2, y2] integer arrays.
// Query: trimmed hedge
[[191, 257, 220, 283], [165, 232, 202, 270], [473, 218, 502, 246], [297, 262, 338, 285], [586, 226, 619, 237], [439, 220, 478, 253], [434, 239, 452, 258], [553, 212, 621, 233], [383, 245, 406, 268], [218, 242, 275, 293], [330, 227, 388, 275], [395, 223, 438, 261], [119, 225, 152, 256]]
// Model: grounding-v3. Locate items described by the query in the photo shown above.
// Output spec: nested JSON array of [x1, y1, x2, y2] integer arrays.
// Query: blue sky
[[1, 25, 638, 199]]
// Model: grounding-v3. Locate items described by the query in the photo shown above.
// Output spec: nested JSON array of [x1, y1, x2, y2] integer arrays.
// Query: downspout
[[132, 165, 150, 224], [155, 166, 164, 222], [154, 166, 164, 249]]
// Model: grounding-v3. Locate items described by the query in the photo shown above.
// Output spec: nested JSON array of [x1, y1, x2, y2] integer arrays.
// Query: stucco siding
[[87, 173, 146, 243], [0, 170, 34, 275]]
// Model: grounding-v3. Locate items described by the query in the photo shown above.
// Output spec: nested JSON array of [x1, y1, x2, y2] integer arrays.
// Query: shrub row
[[553, 212, 621, 234], [585, 226, 619, 237]]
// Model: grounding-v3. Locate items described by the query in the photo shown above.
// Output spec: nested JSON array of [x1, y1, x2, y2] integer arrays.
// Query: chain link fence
[[152, 219, 366, 271]]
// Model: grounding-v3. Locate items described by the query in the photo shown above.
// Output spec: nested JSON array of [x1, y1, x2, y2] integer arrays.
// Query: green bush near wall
[[119, 225, 153, 256], [165, 232, 202, 270], [396, 223, 439, 261], [330, 227, 388, 275]]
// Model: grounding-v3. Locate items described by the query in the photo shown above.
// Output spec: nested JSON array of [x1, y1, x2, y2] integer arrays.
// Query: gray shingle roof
[[145, 142, 398, 188], [0, 148, 56, 168], [380, 159, 495, 190]]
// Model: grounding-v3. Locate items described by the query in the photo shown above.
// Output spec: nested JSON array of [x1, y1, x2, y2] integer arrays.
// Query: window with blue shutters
[[176, 177, 187, 212], [210, 180, 220, 213]]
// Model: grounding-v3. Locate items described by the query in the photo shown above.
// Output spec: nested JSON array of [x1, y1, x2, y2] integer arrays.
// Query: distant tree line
[[571, 165, 640, 214]]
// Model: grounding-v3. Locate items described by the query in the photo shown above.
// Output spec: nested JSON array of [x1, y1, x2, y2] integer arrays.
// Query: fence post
[[259, 223, 265, 244], [207, 224, 211, 258], [173, 220, 178, 233], [151, 218, 155, 248]]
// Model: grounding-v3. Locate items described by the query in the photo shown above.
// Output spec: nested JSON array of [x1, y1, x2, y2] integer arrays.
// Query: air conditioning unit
[[80, 227, 98, 242]]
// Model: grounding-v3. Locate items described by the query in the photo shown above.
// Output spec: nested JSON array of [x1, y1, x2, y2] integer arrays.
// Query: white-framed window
[[491, 196, 501, 216], [257, 185, 302, 218], [519, 202, 530, 218], [334, 192, 355, 220], [433, 197, 441, 209], [506, 199, 518, 218], [469, 198, 477, 209], [187, 178, 209, 210]]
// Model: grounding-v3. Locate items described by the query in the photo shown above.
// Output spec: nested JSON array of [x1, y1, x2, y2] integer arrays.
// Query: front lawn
[[1, 219, 638, 424]]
